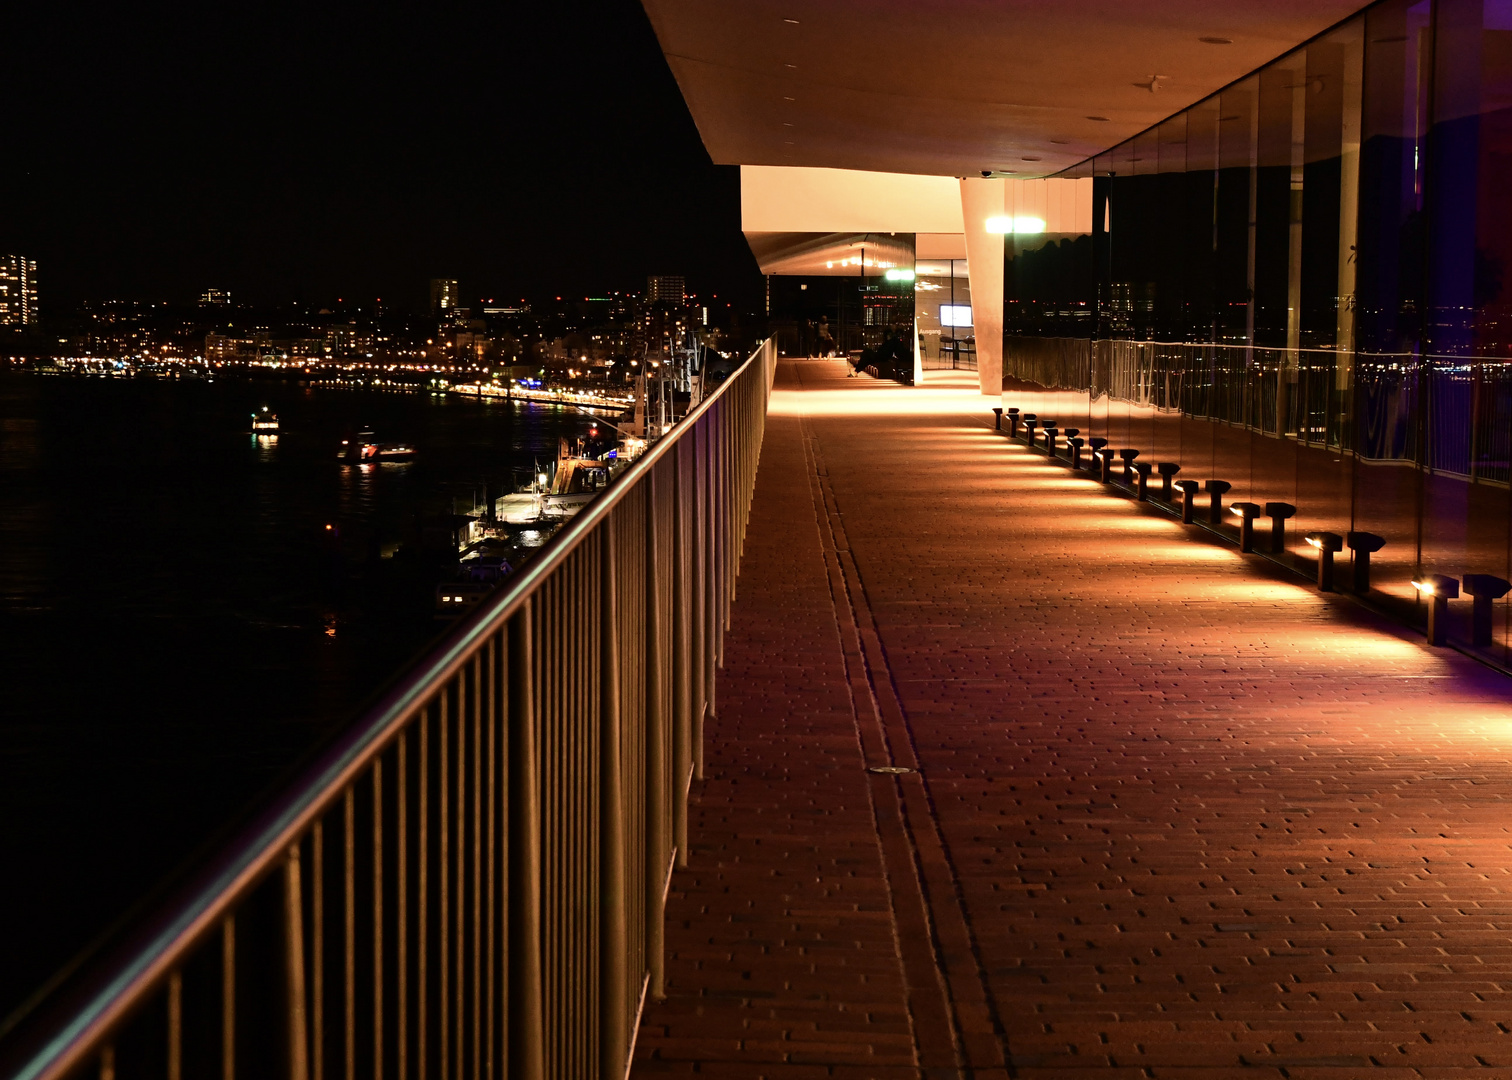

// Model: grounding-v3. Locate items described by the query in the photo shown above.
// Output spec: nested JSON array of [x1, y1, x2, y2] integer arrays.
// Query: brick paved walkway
[[633, 359, 1512, 1079]]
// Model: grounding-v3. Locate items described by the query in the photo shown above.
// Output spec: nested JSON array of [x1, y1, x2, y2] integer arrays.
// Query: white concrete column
[[959, 178, 1005, 396]]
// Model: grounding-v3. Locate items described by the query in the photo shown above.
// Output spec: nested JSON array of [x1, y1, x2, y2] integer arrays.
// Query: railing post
[[507, 604, 545, 1080], [599, 526, 629, 1080], [222, 917, 235, 1080], [283, 844, 310, 1080], [644, 468, 668, 1001], [673, 443, 692, 870], [692, 424, 708, 780]]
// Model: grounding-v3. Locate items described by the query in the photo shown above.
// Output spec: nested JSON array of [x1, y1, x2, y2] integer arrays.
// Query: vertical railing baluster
[[285, 843, 310, 1080], [704, 417, 718, 713], [472, 655, 483, 1080], [455, 674, 466, 1080], [440, 691, 450, 1080], [599, 524, 628, 1080], [312, 824, 323, 1080], [644, 466, 667, 1001], [167, 971, 182, 1080], [672, 443, 691, 870], [344, 788, 355, 1080], [222, 917, 235, 1080], [398, 731, 409, 1080], [508, 602, 545, 1080], [374, 759, 384, 1080], [418, 710, 429, 1080], [484, 636, 498, 1080], [692, 424, 706, 781]]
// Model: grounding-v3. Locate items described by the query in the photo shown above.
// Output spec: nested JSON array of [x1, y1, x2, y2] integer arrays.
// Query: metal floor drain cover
[[868, 765, 914, 774]]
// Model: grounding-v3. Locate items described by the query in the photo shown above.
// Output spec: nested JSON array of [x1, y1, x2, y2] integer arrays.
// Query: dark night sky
[[0, 1, 762, 313]]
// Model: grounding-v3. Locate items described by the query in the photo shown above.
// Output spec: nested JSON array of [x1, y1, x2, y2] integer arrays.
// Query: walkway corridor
[[633, 360, 1512, 1079]]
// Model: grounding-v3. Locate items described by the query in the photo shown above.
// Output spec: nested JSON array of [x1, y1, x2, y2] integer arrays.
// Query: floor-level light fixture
[[1157, 462, 1181, 502], [1264, 502, 1296, 554], [1229, 501, 1262, 552], [1462, 574, 1511, 647], [1204, 480, 1232, 525], [1412, 573, 1459, 646], [1346, 531, 1385, 593], [1133, 461, 1152, 501], [1174, 479, 1201, 524], [1042, 423, 1059, 455], [1006, 407, 1020, 438], [992, 407, 1003, 431], [1304, 531, 1343, 591], [1118, 448, 1140, 485], [1068, 436, 1085, 470]]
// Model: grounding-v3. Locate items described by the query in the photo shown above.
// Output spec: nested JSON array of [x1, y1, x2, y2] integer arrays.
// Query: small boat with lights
[[251, 407, 280, 433], [339, 428, 416, 463]]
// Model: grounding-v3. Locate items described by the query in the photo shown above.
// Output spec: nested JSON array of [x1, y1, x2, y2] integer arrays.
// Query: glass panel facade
[[1002, 0, 1512, 658]]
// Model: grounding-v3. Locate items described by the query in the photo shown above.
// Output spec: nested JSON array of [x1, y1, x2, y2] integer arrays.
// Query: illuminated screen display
[[940, 304, 973, 328]]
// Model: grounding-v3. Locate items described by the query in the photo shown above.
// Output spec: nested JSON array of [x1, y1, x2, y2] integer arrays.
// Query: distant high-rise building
[[200, 288, 231, 306], [646, 275, 685, 306], [430, 278, 459, 315], [0, 256, 39, 326]]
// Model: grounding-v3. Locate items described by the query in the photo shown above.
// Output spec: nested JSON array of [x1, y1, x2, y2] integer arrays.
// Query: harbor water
[[0, 369, 594, 1021]]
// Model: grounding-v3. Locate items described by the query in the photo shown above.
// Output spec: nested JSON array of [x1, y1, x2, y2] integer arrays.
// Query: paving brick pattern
[[633, 360, 1512, 1078]]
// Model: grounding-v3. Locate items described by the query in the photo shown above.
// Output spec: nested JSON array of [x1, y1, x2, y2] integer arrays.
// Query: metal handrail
[[0, 338, 779, 1080]]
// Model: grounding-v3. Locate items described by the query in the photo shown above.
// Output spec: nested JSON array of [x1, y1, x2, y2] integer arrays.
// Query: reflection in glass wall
[[1002, 0, 1512, 660], [918, 261, 975, 370]]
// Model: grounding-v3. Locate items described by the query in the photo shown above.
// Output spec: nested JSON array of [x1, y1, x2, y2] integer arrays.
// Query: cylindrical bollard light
[[1204, 480, 1232, 524], [1097, 448, 1113, 483], [1157, 462, 1181, 502], [1068, 437, 1085, 471], [1346, 531, 1385, 593], [1006, 407, 1020, 438], [1412, 573, 1460, 646], [1042, 425, 1059, 456], [1264, 502, 1297, 554], [992, 407, 1003, 431], [1230, 502, 1262, 552], [1174, 480, 1201, 524], [1133, 461, 1152, 501], [1304, 531, 1344, 591], [1462, 574, 1511, 647]]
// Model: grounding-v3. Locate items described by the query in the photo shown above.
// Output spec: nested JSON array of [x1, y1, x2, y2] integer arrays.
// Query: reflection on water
[[0, 369, 593, 1021]]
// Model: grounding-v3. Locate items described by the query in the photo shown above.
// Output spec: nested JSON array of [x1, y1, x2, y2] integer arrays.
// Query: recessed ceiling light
[[783, 96, 795, 101], [1021, 156, 1042, 161], [1199, 36, 1233, 44], [782, 122, 794, 127], [1087, 115, 1111, 122], [784, 63, 797, 69], [1049, 139, 1069, 145], [783, 18, 800, 24]]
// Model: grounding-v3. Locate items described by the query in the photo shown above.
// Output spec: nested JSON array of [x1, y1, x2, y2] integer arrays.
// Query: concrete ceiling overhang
[[640, 0, 1374, 178], [746, 231, 915, 276]]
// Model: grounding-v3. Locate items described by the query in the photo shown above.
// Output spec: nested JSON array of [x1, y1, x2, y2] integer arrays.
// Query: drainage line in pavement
[[802, 414, 1014, 1079]]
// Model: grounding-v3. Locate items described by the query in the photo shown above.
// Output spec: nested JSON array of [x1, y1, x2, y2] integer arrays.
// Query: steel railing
[[0, 339, 779, 1080]]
